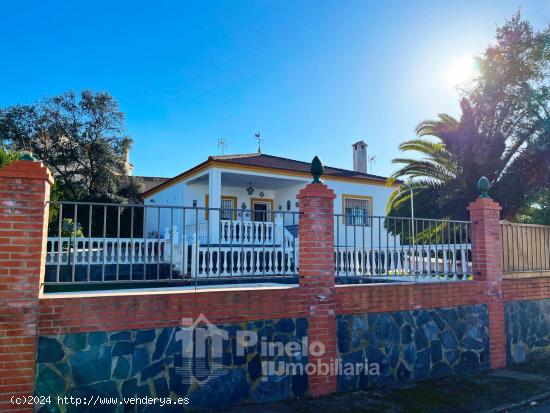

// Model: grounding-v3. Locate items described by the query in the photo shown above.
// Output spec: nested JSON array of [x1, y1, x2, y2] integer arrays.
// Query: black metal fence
[[45, 201, 300, 287], [44, 201, 473, 289], [333, 215, 472, 282]]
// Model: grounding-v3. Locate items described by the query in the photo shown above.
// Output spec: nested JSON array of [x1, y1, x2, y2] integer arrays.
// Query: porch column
[[208, 169, 221, 244]]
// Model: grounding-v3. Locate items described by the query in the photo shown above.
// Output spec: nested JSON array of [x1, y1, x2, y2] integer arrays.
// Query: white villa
[[141, 141, 399, 248], [46, 142, 471, 281]]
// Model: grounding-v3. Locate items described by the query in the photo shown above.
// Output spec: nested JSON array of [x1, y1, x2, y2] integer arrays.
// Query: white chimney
[[352, 140, 368, 174], [122, 147, 133, 176]]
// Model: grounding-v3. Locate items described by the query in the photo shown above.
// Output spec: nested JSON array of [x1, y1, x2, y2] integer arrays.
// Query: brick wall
[[38, 281, 488, 338], [0, 160, 53, 411], [335, 281, 485, 314], [38, 287, 305, 335], [503, 278, 550, 302]]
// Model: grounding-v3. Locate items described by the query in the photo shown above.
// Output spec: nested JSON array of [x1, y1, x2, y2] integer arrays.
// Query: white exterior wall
[[143, 181, 185, 238], [273, 183, 304, 227], [143, 165, 400, 246]]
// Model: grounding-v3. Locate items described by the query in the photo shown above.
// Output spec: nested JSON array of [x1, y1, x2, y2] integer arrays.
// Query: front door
[[252, 201, 271, 222]]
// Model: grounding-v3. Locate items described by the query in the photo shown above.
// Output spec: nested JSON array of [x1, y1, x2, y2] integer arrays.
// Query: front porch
[[94, 168, 304, 279], [145, 168, 307, 246], [183, 217, 296, 247]]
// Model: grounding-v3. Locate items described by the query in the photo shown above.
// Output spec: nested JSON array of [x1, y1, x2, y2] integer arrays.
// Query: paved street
[[209, 358, 550, 413]]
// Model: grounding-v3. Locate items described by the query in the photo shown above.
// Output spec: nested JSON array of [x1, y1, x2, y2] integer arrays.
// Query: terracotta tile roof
[[209, 153, 390, 182], [210, 153, 261, 160], [141, 153, 396, 198]]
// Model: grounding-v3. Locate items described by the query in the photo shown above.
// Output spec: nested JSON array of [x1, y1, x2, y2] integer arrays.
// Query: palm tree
[[387, 98, 548, 221], [388, 13, 550, 222]]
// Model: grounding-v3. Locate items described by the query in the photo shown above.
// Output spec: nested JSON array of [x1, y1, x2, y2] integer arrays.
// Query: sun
[[446, 56, 478, 86]]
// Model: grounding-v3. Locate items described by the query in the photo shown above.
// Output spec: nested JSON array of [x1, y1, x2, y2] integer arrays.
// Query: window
[[343, 195, 372, 226], [205, 195, 237, 220], [221, 196, 237, 220]]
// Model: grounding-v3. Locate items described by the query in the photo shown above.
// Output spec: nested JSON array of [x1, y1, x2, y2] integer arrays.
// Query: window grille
[[221, 198, 235, 220], [344, 197, 371, 226]]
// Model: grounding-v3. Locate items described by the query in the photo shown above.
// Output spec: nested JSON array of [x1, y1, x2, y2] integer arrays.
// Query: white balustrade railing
[[188, 233, 467, 280], [184, 220, 276, 244], [46, 236, 298, 277], [185, 222, 209, 243], [190, 245, 297, 277], [334, 244, 472, 281], [144, 218, 296, 248], [220, 220, 274, 244], [46, 237, 167, 265], [47, 238, 469, 281]]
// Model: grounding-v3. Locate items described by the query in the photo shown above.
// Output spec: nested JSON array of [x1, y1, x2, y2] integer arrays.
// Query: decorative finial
[[19, 152, 37, 161], [477, 176, 490, 198], [310, 156, 324, 183]]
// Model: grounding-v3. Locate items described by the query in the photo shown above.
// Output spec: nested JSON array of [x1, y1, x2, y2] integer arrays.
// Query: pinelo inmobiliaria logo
[[176, 314, 379, 385], [176, 315, 228, 385]]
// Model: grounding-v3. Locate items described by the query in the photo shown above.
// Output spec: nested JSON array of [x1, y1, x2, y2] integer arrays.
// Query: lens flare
[[446, 56, 478, 86]]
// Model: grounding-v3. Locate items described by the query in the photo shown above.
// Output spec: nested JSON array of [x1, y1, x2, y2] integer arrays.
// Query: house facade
[[141, 141, 401, 249]]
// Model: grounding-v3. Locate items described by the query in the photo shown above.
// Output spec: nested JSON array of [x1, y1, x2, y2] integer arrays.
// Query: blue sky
[[1, 1, 549, 178]]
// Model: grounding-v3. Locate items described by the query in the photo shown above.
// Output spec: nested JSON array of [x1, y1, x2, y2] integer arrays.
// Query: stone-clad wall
[[35, 317, 308, 412], [336, 304, 490, 391], [505, 299, 550, 365]]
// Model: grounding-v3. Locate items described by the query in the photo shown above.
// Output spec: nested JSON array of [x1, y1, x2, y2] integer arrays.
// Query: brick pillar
[[468, 197, 505, 369], [0, 160, 53, 411], [297, 182, 337, 397]]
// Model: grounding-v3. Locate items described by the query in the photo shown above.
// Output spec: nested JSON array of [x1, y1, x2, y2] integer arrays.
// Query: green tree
[[0, 90, 143, 202], [388, 13, 550, 221], [0, 146, 19, 169], [515, 189, 550, 225]]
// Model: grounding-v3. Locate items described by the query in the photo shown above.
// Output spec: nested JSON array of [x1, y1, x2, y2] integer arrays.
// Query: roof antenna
[[217, 138, 227, 155], [369, 155, 376, 174], [255, 132, 262, 154]]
